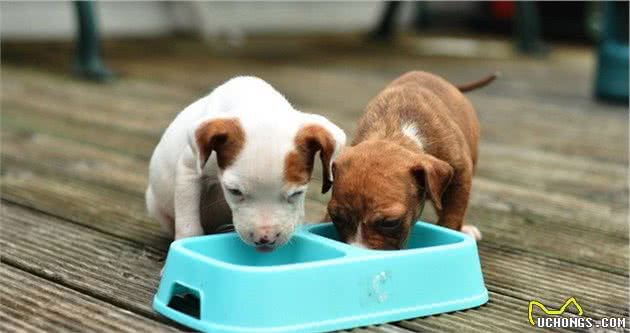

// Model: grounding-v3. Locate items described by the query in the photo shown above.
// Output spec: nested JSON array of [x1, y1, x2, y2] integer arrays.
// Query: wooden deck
[[1, 35, 628, 332]]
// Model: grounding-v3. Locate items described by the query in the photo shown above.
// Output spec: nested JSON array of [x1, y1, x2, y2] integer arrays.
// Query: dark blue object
[[74, 1, 113, 81], [595, 2, 628, 103]]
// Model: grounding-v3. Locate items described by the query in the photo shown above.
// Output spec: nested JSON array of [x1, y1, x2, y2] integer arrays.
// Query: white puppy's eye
[[287, 190, 305, 202], [226, 188, 244, 197]]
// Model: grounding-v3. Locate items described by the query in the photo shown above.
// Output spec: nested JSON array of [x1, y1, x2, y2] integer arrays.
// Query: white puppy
[[146, 76, 346, 251]]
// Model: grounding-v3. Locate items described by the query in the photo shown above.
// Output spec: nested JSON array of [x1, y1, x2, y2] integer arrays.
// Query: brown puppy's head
[[327, 140, 453, 250]]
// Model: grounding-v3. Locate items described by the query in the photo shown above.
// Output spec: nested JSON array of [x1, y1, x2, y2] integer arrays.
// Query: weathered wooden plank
[[0, 264, 181, 332], [1, 65, 194, 106], [474, 209, 627, 275], [472, 96, 628, 165], [472, 177, 627, 232], [1, 164, 169, 248], [1, 130, 148, 195], [2, 97, 167, 137], [1, 203, 165, 319], [477, 142, 628, 209], [2, 106, 156, 158]]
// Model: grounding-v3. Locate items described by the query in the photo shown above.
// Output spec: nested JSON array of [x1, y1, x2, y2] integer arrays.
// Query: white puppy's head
[[190, 90, 345, 252]]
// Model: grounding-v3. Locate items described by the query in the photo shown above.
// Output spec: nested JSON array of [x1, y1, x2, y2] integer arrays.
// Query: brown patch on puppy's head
[[194, 118, 246, 170], [327, 140, 453, 250], [284, 124, 336, 193]]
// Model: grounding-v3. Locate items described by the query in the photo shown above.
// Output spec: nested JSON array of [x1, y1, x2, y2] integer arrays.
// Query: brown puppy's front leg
[[436, 171, 481, 240], [436, 180, 468, 231]]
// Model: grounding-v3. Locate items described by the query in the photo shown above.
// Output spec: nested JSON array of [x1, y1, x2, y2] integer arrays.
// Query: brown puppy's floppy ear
[[192, 118, 245, 172], [286, 123, 345, 193], [411, 155, 454, 211]]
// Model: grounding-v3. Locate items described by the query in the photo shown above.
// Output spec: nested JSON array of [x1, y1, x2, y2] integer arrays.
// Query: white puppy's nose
[[251, 225, 280, 246], [254, 235, 274, 246]]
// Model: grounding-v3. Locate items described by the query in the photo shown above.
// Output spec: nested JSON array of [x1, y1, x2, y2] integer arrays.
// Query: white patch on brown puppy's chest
[[401, 122, 424, 150]]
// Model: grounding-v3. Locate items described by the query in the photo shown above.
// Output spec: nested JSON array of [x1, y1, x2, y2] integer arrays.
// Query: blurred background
[[1, 2, 629, 332], [2, 1, 628, 99]]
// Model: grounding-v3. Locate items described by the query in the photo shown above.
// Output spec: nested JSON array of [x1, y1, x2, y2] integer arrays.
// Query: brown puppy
[[326, 71, 496, 250]]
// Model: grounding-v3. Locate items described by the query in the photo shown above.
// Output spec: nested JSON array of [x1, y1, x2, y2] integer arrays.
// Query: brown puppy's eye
[[330, 214, 344, 225], [330, 215, 350, 240], [375, 219, 402, 231], [331, 215, 351, 232]]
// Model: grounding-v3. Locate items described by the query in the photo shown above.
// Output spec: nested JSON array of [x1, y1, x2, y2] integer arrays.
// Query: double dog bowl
[[153, 222, 488, 333]]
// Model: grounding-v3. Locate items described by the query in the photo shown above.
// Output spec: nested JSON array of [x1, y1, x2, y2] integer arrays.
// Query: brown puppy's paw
[[461, 225, 482, 241]]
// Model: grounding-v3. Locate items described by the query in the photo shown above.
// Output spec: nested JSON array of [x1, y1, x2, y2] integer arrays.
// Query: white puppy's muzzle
[[233, 212, 297, 252]]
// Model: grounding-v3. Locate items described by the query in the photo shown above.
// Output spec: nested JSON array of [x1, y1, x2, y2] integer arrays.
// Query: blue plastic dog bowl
[[153, 222, 488, 333]]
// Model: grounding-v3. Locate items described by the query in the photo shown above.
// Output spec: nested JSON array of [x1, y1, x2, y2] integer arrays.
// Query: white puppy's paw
[[461, 225, 482, 241]]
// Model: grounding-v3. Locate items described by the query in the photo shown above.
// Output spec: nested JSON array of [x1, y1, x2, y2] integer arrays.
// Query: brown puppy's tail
[[456, 72, 500, 92]]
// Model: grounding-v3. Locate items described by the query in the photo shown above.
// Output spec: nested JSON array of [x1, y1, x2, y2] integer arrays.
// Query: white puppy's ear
[[188, 118, 246, 173], [290, 114, 346, 193]]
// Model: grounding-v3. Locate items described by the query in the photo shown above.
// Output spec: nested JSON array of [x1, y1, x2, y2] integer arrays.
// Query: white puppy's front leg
[[174, 149, 204, 240]]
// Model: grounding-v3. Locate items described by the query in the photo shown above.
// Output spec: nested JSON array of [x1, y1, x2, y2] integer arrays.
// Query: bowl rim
[[168, 221, 473, 273]]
